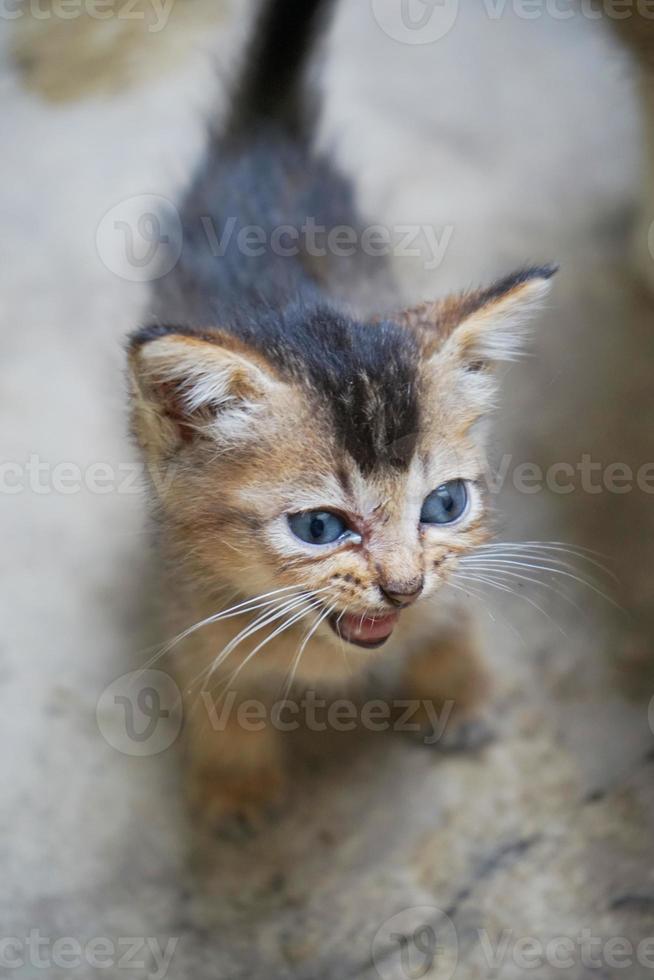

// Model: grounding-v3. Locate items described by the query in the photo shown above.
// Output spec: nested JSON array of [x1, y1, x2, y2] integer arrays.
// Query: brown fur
[[129, 275, 552, 832]]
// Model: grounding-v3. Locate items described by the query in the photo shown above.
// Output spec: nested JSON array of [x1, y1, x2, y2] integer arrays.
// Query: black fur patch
[[259, 305, 421, 475], [132, 305, 422, 476], [435, 264, 558, 337], [228, 0, 337, 135], [477, 265, 558, 304]]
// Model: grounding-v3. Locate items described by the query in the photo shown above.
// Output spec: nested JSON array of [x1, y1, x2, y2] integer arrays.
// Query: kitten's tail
[[225, 0, 337, 137]]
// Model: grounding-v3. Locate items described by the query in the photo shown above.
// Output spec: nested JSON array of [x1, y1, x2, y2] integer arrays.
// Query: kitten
[[128, 0, 555, 832]]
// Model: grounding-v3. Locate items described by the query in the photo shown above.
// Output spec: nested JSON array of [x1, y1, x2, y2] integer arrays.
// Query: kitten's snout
[[380, 576, 424, 608]]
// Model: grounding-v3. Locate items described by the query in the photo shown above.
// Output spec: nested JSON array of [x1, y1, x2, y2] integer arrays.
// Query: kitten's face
[[129, 269, 552, 648]]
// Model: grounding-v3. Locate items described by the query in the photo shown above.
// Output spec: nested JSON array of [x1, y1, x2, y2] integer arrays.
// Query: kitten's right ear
[[128, 326, 282, 455], [396, 265, 557, 369]]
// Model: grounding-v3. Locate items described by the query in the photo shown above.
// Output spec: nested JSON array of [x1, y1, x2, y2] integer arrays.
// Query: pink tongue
[[339, 611, 399, 643]]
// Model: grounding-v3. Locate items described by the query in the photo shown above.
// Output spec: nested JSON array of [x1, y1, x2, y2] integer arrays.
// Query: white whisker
[[446, 580, 525, 643], [474, 541, 617, 581], [136, 584, 308, 676], [218, 597, 325, 700], [335, 604, 353, 677], [460, 555, 622, 611], [458, 562, 584, 614], [452, 570, 567, 637], [184, 598, 305, 714], [191, 590, 329, 695], [282, 602, 337, 701]]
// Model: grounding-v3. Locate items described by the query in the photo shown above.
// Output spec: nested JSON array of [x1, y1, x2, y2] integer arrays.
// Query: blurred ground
[[1, 2, 654, 978], [10, 0, 233, 101]]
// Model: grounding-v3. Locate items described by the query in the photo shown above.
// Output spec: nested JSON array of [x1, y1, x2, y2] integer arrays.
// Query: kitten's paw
[[396, 694, 495, 753], [188, 768, 284, 841], [429, 714, 496, 754]]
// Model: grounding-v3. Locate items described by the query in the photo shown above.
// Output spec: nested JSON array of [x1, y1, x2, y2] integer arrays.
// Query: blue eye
[[288, 510, 349, 545], [420, 480, 468, 525]]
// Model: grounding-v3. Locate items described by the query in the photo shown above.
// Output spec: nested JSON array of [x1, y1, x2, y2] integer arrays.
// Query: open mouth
[[329, 610, 400, 648]]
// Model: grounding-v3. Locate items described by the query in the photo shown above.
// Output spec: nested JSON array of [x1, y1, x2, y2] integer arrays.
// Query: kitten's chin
[[329, 610, 399, 649]]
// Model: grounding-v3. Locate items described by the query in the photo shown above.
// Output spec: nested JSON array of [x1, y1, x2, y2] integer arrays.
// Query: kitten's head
[[128, 267, 554, 648]]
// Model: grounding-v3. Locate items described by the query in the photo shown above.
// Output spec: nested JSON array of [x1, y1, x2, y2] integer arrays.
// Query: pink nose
[[380, 578, 424, 608]]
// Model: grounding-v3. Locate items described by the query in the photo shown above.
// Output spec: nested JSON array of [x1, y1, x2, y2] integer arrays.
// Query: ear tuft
[[396, 265, 557, 369], [445, 266, 556, 368], [472, 264, 558, 304], [128, 326, 280, 454]]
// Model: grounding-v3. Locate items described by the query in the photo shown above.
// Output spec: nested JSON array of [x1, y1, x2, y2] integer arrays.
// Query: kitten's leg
[[633, 77, 654, 292], [395, 617, 493, 752], [609, 13, 654, 290], [181, 686, 285, 838]]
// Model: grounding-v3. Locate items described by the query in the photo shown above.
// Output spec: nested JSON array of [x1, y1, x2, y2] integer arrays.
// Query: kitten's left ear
[[398, 265, 557, 369], [127, 326, 284, 456]]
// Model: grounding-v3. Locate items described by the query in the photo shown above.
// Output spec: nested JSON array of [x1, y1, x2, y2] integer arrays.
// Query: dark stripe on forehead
[[250, 305, 422, 475], [336, 464, 353, 497], [326, 366, 420, 474]]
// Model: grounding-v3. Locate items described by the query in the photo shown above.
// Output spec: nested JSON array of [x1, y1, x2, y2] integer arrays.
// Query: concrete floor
[[1, 2, 654, 978]]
